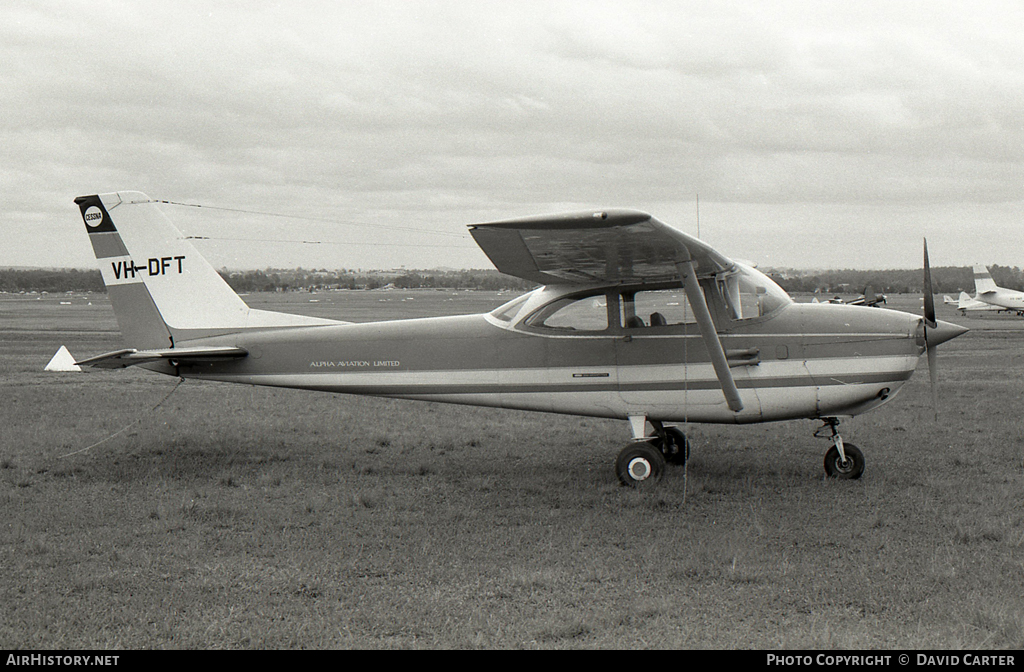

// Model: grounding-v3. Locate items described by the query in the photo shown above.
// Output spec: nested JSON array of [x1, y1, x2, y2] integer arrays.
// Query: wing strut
[[677, 261, 744, 412]]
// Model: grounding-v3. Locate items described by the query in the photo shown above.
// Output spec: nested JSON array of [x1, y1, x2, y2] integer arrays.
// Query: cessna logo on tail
[[111, 256, 185, 280], [74, 195, 116, 233], [84, 207, 104, 227]]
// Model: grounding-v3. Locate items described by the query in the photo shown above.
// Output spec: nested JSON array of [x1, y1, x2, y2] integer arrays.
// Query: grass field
[[1, 289, 1022, 649]]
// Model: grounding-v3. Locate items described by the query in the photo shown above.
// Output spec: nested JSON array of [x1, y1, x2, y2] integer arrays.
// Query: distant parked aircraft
[[969, 265, 1024, 316], [847, 287, 886, 307], [818, 287, 886, 307], [944, 291, 1002, 316]]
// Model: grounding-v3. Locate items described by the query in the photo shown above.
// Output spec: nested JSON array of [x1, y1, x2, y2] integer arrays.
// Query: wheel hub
[[627, 457, 652, 481]]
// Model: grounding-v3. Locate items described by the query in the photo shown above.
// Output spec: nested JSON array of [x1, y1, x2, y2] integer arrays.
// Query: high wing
[[76, 346, 248, 370], [469, 209, 735, 286], [469, 209, 746, 412]]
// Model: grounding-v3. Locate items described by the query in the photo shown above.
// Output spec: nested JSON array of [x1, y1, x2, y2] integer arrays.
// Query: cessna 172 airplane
[[72, 192, 967, 485]]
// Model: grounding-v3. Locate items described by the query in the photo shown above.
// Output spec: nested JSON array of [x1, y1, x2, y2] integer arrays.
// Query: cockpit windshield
[[715, 262, 792, 320]]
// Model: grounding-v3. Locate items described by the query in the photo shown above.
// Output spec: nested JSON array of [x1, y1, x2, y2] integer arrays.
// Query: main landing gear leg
[[816, 417, 865, 480], [615, 415, 691, 486], [649, 420, 690, 466]]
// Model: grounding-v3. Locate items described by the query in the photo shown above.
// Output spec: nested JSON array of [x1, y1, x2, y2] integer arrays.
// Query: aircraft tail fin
[[972, 265, 998, 295], [75, 192, 338, 348]]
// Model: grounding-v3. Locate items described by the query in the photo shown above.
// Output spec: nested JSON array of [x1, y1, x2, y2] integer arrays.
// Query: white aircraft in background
[[969, 265, 1024, 316], [68, 192, 967, 485], [943, 291, 1002, 315]]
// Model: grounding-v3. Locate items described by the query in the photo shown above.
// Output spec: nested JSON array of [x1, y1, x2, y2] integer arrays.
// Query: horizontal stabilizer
[[45, 345, 82, 372], [76, 346, 248, 369]]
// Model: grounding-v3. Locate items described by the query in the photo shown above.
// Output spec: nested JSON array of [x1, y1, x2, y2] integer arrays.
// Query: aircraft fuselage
[[979, 289, 1024, 313], [164, 291, 942, 425]]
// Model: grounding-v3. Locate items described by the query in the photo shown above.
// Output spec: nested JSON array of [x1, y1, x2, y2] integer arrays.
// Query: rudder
[[972, 265, 998, 295], [76, 193, 177, 349]]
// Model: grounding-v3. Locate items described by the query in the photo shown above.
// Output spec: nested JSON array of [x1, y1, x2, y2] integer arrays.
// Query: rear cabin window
[[526, 293, 609, 332], [490, 294, 531, 323]]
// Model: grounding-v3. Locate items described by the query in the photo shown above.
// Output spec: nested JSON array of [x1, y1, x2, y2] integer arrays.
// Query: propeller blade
[[927, 344, 938, 421], [919, 238, 969, 420], [923, 238, 936, 328], [923, 237, 938, 419]]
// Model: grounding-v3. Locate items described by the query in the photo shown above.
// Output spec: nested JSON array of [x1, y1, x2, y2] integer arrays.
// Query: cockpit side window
[[620, 289, 696, 329], [524, 292, 610, 332]]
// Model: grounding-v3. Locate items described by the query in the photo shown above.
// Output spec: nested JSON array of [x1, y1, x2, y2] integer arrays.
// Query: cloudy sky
[[3, 0, 1022, 272]]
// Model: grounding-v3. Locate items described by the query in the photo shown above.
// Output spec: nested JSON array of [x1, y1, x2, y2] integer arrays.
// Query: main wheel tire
[[661, 426, 690, 466], [616, 441, 666, 486], [823, 443, 865, 480]]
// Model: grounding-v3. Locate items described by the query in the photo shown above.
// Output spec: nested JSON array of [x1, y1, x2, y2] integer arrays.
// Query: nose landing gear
[[816, 418, 865, 479]]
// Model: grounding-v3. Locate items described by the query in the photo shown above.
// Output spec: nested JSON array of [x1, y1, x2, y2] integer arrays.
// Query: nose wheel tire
[[823, 443, 865, 480], [616, 442, 666, 486]]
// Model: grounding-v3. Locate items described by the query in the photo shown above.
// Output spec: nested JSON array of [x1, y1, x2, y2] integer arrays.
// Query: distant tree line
[[221, 268, 536, 293], [0, 268, 105, 293], [3, 265, 1022, 295], [771, 265, 1024, 295], [0, 267, 535, 293]]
